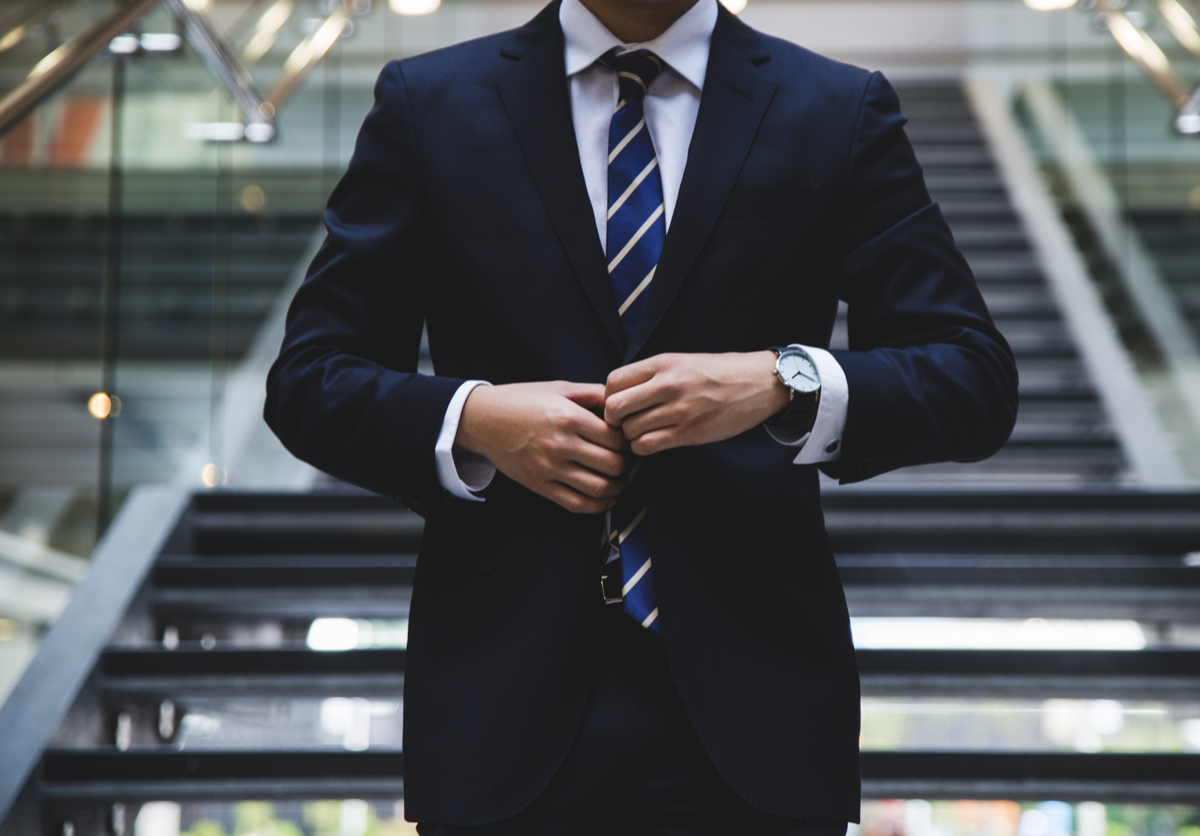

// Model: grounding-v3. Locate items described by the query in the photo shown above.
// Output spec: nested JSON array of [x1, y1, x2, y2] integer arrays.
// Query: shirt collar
[[560, 0, 717, 92]]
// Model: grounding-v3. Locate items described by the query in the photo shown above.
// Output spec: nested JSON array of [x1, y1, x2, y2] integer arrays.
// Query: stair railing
[[1064, 0, 1200, 134], [0, 0, 164, 138], [0, 0, 358, 143], [262, 1, 355, 116], [165, 0, 277, 142], [0, 1, 71, 55]]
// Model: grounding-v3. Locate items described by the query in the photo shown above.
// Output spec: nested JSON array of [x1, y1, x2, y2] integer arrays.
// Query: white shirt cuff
[[764, 345, 848, 464], [435, 380, 497, 501]]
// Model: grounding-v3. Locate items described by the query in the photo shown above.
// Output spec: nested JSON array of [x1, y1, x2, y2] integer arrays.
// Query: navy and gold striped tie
[[601, 49, 665, 635]]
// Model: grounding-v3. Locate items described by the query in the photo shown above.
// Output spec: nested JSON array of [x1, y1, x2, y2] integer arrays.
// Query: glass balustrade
[[971, 0, 1200, 477], [0, 0, 483, 709]]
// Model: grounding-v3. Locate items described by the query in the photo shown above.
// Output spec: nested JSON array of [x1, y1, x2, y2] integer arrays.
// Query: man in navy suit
[[266, 0, 1018, 829]]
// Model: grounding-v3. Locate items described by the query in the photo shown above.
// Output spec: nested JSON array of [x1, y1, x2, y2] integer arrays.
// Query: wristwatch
[[768, 346, 822, 435]]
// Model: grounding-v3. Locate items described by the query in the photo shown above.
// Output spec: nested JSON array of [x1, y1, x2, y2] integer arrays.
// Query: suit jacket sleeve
[[265, 61, 465, 522], [826, 72, 1019, 483]]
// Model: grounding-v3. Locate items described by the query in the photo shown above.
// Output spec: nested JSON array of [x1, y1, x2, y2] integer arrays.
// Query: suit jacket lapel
[[624, 8, 776, 362], [496, 1, 627, 355]]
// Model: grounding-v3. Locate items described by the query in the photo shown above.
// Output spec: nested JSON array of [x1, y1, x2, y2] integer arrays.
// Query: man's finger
[[630, 428, 682, 457], [604, 357, 662, 399], [572, 407, 632, 452], [561, 382, 607, 412], [605, 378, 670, 426], [542, 482, 617, 515], [558, 465, 626, 500], [569, 441, 631, 478], [620, 405, 677, 441]]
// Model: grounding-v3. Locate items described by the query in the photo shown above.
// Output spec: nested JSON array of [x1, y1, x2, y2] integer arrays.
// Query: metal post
[[97, 56, 126, 536]]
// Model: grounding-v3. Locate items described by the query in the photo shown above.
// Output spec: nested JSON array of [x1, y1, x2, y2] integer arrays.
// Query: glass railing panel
[[969, 0, 1200, 479], [1028, 68, 1200, 470], [2, 0, 533, 528], [0, 1, 137, 711], [121, 0, 512, 495], [1, 0, 530, 712], [101, 26, 227, 517]]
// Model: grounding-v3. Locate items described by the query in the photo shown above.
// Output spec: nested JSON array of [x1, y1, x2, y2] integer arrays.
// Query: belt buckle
[[600, 568, 623, 605]]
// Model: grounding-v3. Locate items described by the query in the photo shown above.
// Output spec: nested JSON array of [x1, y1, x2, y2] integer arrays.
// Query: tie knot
[[600, 49, 664, 101]]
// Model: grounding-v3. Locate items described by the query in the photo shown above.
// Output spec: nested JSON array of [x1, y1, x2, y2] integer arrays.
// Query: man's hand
[[604, 352, 790, 456], [455, 381, 632, 514]]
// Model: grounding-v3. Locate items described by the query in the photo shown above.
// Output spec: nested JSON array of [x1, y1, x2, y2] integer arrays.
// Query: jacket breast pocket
[[721, 185, 820, 221], [414, 498, 508, 581]]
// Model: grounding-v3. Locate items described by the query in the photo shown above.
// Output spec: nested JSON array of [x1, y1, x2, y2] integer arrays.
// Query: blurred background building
[[0, 0, 1199, 833]]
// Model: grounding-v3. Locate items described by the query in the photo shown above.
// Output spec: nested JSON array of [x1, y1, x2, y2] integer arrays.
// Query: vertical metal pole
[[322, 35, 342, 200], [1052, 7, 1067, 110], [97, 56, 125, 537], [208, 106, 232, 487], [1110, 41, 1129, 270]]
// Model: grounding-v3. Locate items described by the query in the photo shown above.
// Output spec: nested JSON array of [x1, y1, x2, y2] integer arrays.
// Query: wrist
[[454, 384, 497, 458], [756, 350, 791, 419]]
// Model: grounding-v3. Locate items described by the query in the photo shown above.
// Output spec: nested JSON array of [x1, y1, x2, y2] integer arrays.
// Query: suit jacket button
[[857, 458, 878, 479], [410, 499, 428, 518]]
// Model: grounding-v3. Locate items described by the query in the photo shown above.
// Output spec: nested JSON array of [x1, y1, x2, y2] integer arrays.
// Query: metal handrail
[[1157, 0, 1200, 57], [1081, 0, 1200, 132], [1093, 0, 1191, 108], [0, 0, 353, 143], [165, 0, 275, 139], [262, 2, 354, 115], [0, 0, 162, 138], [241, 0, 296, 66], [0, 1, 70, 55]]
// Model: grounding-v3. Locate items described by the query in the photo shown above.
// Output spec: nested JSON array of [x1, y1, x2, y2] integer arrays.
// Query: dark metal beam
[[152, 554, 417, 587], [836, 555, 1200, 587], [100, 647, 405, 677], [40, 750, 403, 802], [0, 487, 190, 825], [92, 644, 1200, 700], [861, 751, 1200, 803], [38, 750, 1200, 805], [146, 586, 409, 621], [858, 649, 1200, 677], [857, 649, 1200, 698]]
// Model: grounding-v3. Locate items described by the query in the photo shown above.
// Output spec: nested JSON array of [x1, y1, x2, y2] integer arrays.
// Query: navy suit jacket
[[266, 1, 1018, 826]]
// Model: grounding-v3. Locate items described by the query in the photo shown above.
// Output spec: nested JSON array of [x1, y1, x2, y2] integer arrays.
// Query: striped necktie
[[601, 49, 665, 635]]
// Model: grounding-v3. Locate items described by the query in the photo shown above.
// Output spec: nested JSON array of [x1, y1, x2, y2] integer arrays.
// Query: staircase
[[832, 84, 1129, 486], [2, 487, 1198, 835], [0, 210, 322, 490], [1131, 210, 1200, 338], [0, 212, 320, 360]]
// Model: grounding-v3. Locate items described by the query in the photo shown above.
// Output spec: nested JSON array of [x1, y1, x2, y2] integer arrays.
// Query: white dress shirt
[[434, 0, 849, 500]]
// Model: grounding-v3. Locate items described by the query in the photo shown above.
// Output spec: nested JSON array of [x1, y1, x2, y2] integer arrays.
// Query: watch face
[[778, 350, 821, 394]]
